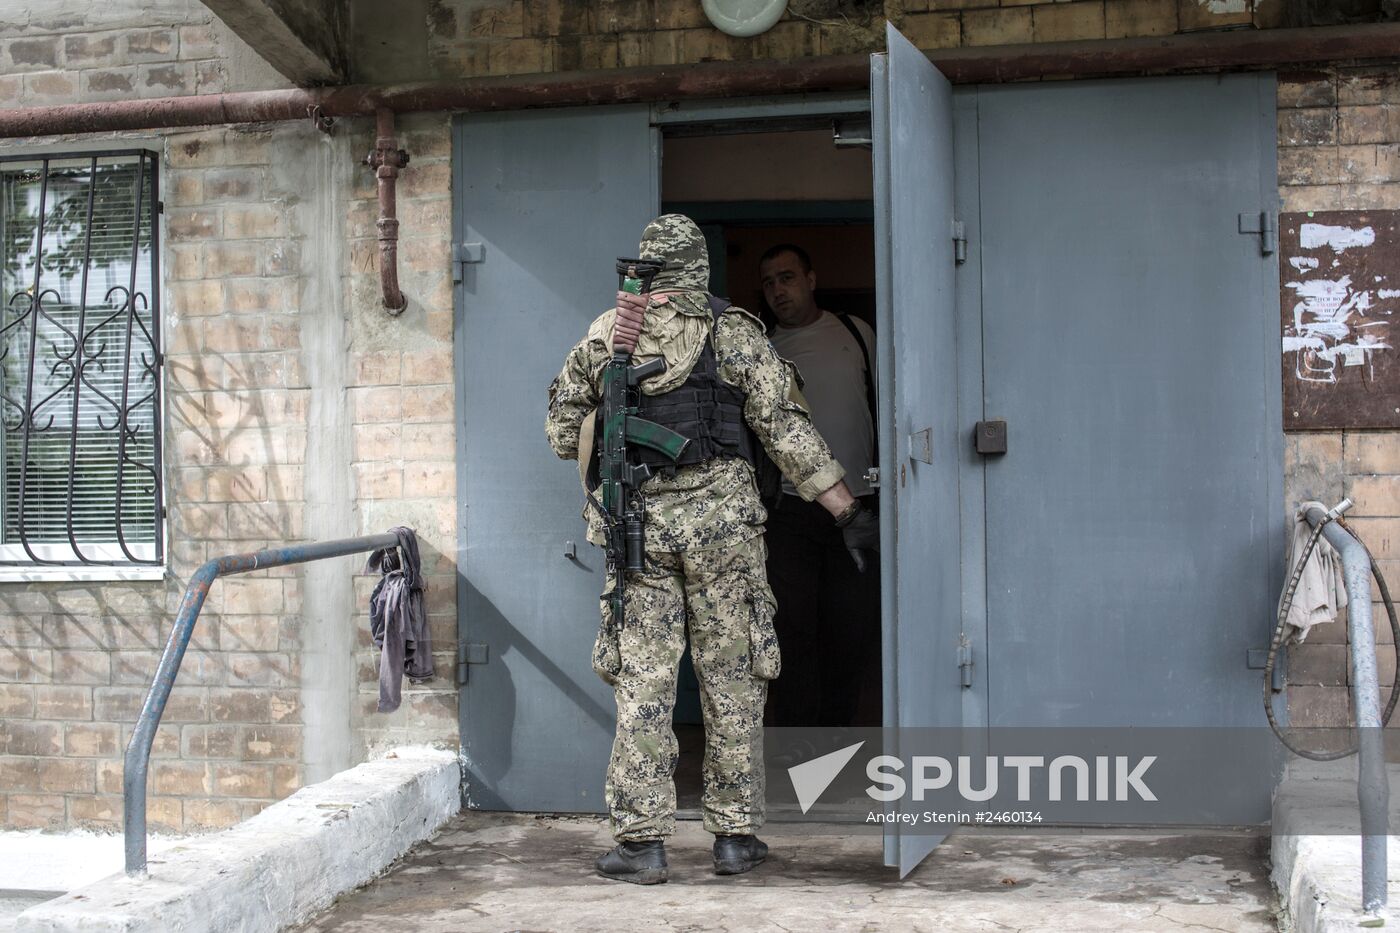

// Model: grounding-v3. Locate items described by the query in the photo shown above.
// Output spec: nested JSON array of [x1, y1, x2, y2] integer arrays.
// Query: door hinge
[[908, 427, 932, 464], [452, 242, 485, 283], [1237, 211, 1277, 256], [958, 635, 973, 688], [1247, 647, 1284, 691], [456, 642, 488, 685], [952, 220, 967, 265]]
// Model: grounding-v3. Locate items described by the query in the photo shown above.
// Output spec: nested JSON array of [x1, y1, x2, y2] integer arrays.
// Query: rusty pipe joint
[[362, 108, 410, 314]]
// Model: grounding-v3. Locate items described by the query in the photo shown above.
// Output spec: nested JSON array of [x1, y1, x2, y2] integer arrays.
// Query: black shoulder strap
[[834, 312, 871, 377], [707, 293, 780, 505], [835, 314, 878, 444]]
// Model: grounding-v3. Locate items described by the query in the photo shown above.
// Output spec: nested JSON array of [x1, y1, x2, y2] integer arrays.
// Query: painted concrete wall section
[[1277, 67, 1400, 728], [351, 0, 1299, 84], [281, 130, 357, 785], [0, 0, 287, 106]]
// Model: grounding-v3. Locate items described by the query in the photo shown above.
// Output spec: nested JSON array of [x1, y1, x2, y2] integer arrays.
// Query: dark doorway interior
[[660, 128, 880, 813]]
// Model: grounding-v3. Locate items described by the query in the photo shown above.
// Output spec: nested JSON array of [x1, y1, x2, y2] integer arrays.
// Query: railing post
[[1304, 506, 1389, 918], [123, 533, 401, 876], [122, 561, 218, 876]]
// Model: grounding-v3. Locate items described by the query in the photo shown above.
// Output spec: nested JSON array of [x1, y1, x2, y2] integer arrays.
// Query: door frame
[[448, 67, 1284, 832]]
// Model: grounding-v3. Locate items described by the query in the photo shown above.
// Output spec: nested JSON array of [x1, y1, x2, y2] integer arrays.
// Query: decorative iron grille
[[0, 150, 164, 566]]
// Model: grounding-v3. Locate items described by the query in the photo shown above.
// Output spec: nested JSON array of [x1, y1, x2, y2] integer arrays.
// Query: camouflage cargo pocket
[[747, 592, 781, 680], [592, 598, 621, 687]]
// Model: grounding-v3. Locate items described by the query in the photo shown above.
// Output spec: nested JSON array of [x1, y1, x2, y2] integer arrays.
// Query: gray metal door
[[872, 24, 964, 876], [453, 106, 659, 811], [975, 75, 1283, 728]]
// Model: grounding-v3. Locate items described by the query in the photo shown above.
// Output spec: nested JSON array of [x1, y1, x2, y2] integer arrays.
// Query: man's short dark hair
[[759, 243, 812, 274]]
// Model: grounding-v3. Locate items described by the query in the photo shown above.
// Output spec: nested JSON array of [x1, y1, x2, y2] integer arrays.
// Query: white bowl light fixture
[[702, 0, 789, 37]]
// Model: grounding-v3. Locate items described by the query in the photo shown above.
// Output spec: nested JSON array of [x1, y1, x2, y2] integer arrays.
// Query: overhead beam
[[202, 0, 347, 85], [3, 22, 1399, 137]]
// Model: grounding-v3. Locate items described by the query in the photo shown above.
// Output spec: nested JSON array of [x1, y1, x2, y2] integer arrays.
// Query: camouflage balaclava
[[637, 213, 710, 293]]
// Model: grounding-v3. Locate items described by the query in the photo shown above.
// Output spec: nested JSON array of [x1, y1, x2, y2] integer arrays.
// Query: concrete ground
[[0, 831, 182, 933], [0, 895, 49, 933], [297, 814, 1279, 932]]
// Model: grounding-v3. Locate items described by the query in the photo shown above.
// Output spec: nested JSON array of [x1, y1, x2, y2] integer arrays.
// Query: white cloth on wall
[[1281, 500, 1349, 644]]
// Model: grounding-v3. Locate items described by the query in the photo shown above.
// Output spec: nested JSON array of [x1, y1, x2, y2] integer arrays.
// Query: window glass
[[0, 152, 163, 566]]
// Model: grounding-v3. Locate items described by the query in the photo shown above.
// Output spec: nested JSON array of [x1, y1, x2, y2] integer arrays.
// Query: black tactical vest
[[597, 296, 759, 480], [634, 306, 759, 474]]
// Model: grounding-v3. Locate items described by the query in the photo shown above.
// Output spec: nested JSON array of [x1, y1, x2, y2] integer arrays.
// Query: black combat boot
[[712, 834, 768, 875], [595, 839, 668, 885]]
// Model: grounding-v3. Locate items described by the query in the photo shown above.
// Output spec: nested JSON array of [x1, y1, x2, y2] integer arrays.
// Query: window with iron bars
[[0, 150, 164, 568]]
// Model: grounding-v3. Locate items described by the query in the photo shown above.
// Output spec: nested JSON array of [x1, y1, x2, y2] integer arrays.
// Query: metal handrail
[[123, 533, 400, 876], [1302, 505, 1389, 917]]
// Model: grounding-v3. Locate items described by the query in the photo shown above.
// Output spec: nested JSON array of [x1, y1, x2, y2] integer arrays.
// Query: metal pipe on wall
[[0, 24, 1397, 139], [364, 107, 409, 313]]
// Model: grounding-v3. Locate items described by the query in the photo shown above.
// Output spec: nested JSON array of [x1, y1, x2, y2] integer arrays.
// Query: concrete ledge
[[16, 746, 460, 933], [1272, 761, 1399, 933]]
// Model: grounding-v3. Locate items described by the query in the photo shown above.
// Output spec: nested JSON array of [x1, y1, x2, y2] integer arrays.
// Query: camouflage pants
[[593, 535, 780, 841]]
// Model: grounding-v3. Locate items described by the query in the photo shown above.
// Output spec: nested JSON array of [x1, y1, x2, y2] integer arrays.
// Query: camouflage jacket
[[545, 292, 845, 552]]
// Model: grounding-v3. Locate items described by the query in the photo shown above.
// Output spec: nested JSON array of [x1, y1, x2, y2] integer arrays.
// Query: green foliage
[[2, 160, 153, 290]]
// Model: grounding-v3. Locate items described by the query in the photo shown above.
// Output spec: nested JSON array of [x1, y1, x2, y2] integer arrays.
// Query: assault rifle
[[595, 258, 690, 624]]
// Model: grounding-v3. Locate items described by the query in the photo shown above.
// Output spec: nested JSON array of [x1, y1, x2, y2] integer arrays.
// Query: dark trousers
[[764, 494, 881, 728]]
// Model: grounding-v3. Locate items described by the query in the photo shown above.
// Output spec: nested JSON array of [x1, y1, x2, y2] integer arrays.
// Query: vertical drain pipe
[[364, 107, 410, 314]]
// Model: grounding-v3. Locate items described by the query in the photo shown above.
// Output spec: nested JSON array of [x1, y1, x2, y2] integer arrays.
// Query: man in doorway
[[759, 243, 881, 728], [545, 215, 878, 884]]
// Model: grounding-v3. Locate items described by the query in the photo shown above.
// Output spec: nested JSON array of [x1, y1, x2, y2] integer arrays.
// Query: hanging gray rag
[[366, 526, 434, 712], [1280, 500, 1349, 644]]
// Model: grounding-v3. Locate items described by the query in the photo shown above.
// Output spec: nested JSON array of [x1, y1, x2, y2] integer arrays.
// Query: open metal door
[[872, 24, 963, 876], [454, 106, 659, 811]]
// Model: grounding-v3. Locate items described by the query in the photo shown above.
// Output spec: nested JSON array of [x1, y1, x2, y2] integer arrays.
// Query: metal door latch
[[975, 420, 1007, 455], [864, 467, 880, 490]]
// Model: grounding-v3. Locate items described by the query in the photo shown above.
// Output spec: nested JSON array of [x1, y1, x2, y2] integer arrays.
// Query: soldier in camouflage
[[545, 214, 879, 884]]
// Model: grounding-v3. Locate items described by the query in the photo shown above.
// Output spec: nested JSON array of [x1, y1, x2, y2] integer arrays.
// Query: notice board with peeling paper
[[1280, 210, 1400, 430]]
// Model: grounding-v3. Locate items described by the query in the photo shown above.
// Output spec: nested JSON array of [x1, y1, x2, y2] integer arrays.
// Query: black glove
[[836, 504, 879, 573]]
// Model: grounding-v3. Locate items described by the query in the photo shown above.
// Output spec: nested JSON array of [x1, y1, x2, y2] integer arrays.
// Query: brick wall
[[0, 1, 457, 831], [344, 114, 459, 759], [358, 0, 1307, 82], [1278, 67, 1400, 727], [0, 0, 286, 105], [0, 112, 459, 831]]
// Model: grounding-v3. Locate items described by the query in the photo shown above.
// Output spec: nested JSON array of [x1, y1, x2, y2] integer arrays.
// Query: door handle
[[975, 420, 1007, 455]]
